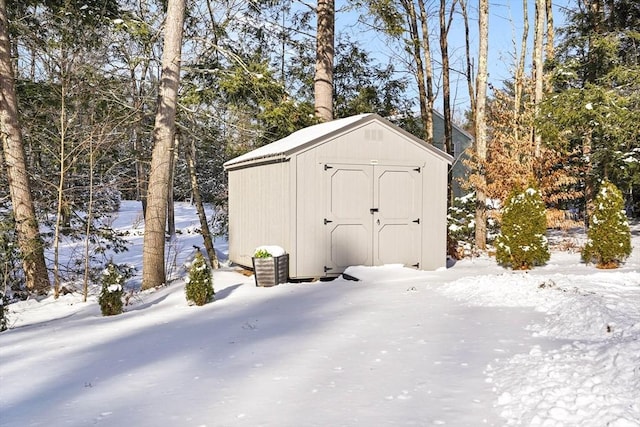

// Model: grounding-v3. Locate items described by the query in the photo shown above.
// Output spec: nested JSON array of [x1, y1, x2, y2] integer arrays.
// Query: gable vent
[[364, 128, 383, 141]]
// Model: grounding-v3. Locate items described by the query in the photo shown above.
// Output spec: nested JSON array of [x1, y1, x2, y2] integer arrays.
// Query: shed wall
[[419, 158, 448, 270], [227, 161, 292, 269]]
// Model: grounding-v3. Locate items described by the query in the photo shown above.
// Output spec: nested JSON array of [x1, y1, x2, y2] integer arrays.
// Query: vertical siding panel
[[227, 162, 290, 269]]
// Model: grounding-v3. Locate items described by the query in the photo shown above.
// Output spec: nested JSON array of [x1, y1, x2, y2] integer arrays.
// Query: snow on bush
[[582, 181, 632, 269], [98, 263, 126, 316], [495, 186, 550, 270], [185, 251, 215, 306]]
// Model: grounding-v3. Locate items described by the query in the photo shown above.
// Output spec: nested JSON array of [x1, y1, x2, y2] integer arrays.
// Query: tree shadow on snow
[[214, 283, 242, 301]]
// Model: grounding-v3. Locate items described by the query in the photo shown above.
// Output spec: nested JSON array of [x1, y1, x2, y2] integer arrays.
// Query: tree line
[[1, 0, 639, 296]]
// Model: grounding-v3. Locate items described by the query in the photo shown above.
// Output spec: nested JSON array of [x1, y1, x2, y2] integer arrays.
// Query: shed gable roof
[[224, 113, 453, 170]]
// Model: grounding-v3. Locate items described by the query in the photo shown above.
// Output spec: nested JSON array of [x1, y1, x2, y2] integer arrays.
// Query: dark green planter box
[[252, 254, 289, 287]]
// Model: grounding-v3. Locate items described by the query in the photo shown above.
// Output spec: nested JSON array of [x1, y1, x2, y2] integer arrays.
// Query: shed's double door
[[323, 163, 422, 274]]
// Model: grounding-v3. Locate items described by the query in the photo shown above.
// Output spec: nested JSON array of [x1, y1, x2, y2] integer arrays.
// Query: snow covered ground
[[1, 201, 639, 427]]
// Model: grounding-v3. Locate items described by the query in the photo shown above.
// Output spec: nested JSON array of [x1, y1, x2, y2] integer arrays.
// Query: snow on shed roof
[[224, 113, 452, 169]]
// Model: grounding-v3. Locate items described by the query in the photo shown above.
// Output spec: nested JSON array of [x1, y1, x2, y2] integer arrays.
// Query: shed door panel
[[324, 164, 422, 274], [325, 166, 373, 272], [373, 167, 422, 267]]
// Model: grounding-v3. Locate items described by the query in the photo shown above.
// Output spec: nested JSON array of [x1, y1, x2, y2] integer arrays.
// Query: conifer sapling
[[0, 291, 8, 332], [495, 186, 550, 270], [582, 181, 632, 269], [98, 263, 125, 316], [185, 251, 215, 306]]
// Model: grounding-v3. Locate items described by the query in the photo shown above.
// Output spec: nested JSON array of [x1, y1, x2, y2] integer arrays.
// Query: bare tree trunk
[[185, 138, 219, 269], [142, 0, 185, 290], [82, 131, 95, 302], [545, 0, 554, 63], [514, 0, 529, 141], [0, 0, 50, 294], [439, 0, 456, 156], [167, 133, 178, 238], [315, 0, 334, 122], [52, 80, 67, 299], [544, 0, 555, 95], [416, 0, 434, 144], [402, 0, 432, 142], [475, 0, 489, 250], [532, 0, 545, 157], [460, 0, 475, 116]]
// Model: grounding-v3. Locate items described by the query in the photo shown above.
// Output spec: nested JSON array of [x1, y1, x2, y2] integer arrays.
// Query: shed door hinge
[[324, 218, 333, 225], [324, 164, 333, 170], [413, 218, 420, 224], [412, 262, 420, 269], [413, 167, 421, 173], [324, 266, 333, 272]]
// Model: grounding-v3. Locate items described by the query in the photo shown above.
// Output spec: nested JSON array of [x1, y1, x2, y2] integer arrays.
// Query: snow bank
[[440, 271, 640, 426]]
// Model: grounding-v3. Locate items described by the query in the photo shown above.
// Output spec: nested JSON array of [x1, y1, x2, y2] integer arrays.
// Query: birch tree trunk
[[475, 0, 489, 250], [142, 0, 185, 290], [0, 0, 50, 294], [315, 0, 334, 122]]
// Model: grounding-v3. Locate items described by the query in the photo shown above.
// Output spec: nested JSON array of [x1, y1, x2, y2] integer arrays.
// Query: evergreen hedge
[[495, 186, 550, 270], [582, 181, 632, 268]]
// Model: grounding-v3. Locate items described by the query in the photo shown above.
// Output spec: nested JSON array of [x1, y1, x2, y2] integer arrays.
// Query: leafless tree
[[142, 0, 186, 290], [474, 0, 489, 250]]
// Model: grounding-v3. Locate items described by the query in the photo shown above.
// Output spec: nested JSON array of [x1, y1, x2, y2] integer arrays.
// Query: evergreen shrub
[[448, 192, 476, 255], [495, 186, 550, 270], [582, 181, 632, 268], [1, 291, 8, 332], [448, 192, 499, 258], [98, 263, 126, 316], [185, 251, 215, 306]]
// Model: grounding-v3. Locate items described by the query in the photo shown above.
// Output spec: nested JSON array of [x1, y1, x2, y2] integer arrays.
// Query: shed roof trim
[[224, 113, 453, 169]]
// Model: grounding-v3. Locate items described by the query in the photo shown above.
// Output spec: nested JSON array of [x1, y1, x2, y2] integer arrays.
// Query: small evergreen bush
[[582, 181, 632, 268], [495, 186, 550, 270], [185, 251, 215, 306], [1, 290, 8, 332], [448, 192, 477, 258], [98, 263, 126, 316], [447, 192, 500, 258]]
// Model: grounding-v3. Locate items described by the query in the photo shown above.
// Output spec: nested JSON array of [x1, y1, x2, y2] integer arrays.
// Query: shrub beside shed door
[[324, 164, 422, 274]]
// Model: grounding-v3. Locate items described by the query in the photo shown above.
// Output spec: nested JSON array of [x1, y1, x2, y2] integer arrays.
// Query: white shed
[[223, 113, 453, 279]]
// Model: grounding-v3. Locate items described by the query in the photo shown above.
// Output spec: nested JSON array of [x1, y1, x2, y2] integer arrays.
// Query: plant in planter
[[495, 185, 550, 270], [582, 181, 631, 269], [254, 248, 271, 258], [98, 262, 126, 316], [185, 251, 215, 306], [252, 246, 288, 287]]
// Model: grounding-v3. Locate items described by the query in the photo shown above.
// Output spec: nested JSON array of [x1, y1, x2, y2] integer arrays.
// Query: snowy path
[[0, 270, 557, 427]]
